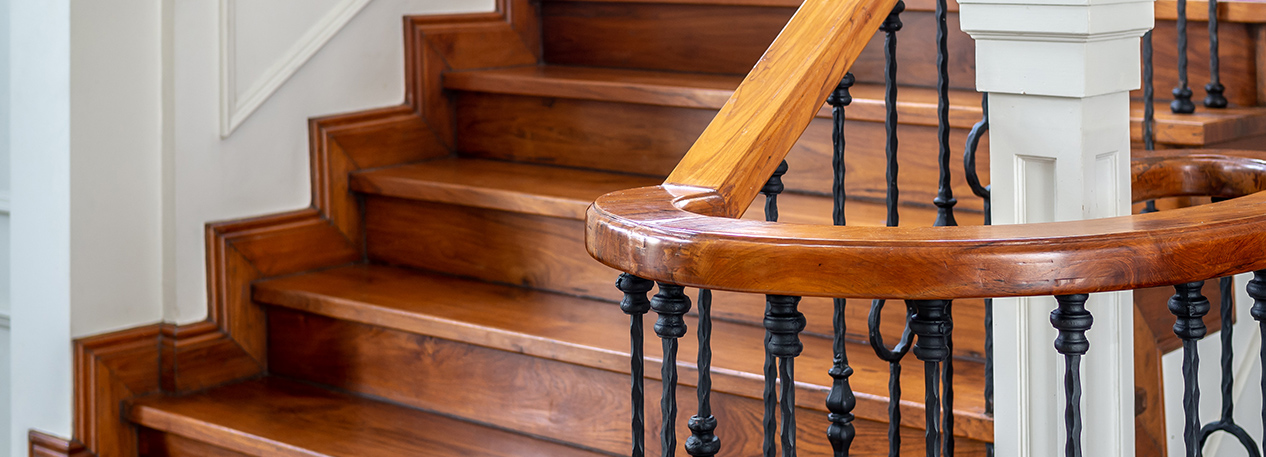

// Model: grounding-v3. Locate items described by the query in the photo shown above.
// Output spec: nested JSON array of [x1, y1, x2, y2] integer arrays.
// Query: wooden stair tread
[[447, 65, 1266, 145], [445, 65, 987, 128], [253, 263, 993, 440], [351, 157, 985, 225], [130, 377, 605, 457]]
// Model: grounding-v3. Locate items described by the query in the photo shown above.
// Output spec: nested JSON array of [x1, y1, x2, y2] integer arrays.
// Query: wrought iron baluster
[[762, 162, 789, 457], [1173, 0, 1196, 113], [869, 300, 914, 457], [826, 72, 857, 457], [1143, 30, 1156, 152], [1205, 0, 1227, 108], [766, 295, 806, 457], [1170, 281, 1211, 457], [963, 92, 993, 457], [618, 273, 655, 457], [652, 283, 692, 457], [686, 289, 720, 457], [909, 299, 952, 457], [1051, 294, 1093, 457], [1246, 270, 1266, 457], [933, 0, 957, 227], [1195, 277, 1261, 456]]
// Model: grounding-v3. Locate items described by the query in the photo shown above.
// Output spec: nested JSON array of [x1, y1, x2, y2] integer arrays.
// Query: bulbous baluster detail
[[909, 299, 951, 457], [686, 289, 720, 457], [763, 161, 789, 223], [1170, 281, 1210, 457], [1172, 0, 1196, 113], [765, 294, 805, 457], [1051, 294, 1092, 457], [1247, 271, 1266, 457], [1205, 0, 1228, 108], [618, 273, 655, 457], [652, 283, 692, 457]]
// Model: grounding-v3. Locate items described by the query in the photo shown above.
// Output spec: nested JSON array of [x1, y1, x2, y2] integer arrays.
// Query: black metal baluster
[[1205, 0, 1227, 108], [1171, 281, 1211, 457], [762, 162, 788, 457], [687, 289, 721, 457], [1143, 30, 1156, 152], [619, 273, 655, 457], [653, 283, 692, 457], [1051, 294, 1093, 457], [934, 0, 957, 227], [870, 301, 915, 457], [826, 71, 856, 457], [963, 93, 993, 457], [1196, 277, 1261, 456], [1173, 0, 1196, 113], [1246, 270, 1266, 457], [910, 299, 952, 457], [767, 295, 806, 457]]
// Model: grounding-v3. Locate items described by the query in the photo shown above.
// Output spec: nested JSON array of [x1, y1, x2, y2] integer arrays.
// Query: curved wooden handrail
[[587, 151, 1266, 300]]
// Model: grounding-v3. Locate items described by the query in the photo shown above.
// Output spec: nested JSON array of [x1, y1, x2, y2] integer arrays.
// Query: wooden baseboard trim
[[31, 430, 93, 457]]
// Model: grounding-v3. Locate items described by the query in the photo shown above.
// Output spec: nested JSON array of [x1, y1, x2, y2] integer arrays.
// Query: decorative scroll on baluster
[[963, 92, 992, 427], [687, 289, 721, 457], [1247, 271, 1266, 457], [826, 72, 857, 457], [1051, 294, 1093, 457], [652, 283, 692, 457], [618, 273, 655, 457], [1205, 0, 1227, 108], [1170, 281, 1210, 457], [1172, 0, 1196, 113], [869, 302, 914, 457], [762, 161, 789, 457], [909, 299, 952, 457], [1196, 277, 1261, 455]]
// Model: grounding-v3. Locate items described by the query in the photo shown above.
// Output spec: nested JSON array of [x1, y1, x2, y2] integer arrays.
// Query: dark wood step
[[351, 158, 990, 360], [447, 66, 994, 209], [130, 377, 606, 457], [253, 264, 994, 452]]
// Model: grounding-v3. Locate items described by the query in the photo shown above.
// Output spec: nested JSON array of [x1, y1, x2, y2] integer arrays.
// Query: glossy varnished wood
[[130, 378, 607, 457], [589, 152, 1266, 299], [31, 430, 92, 457]]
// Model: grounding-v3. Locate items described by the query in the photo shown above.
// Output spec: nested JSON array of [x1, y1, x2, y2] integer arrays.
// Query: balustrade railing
[[1170, 0, 1227, 112], [586, 0, 1266, 454]]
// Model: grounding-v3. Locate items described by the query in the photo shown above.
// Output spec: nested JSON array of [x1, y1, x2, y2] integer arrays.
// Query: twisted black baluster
[[766, 295, 805, 457], [619, 273, 655, 457], [1143, 30, 1156, 152], [1205, 0, 1227, 108], [910, 299, 952, 457], [869, 301, 914, 457], [762, 163, 788, 457], [826, 72, 856, 457], [1196, 277, 1261, 456], [1173, 0, 1196, 113], [1246, 271, 1266, 457], [1171, 281, 1211, 457], [686, 289, 720, 456], [933, 0, 956, 227], [653, 283, 692, 457], [1051, 294, 1093, 457], [963, 94, 993, 444], [883, 1, 903, 228]]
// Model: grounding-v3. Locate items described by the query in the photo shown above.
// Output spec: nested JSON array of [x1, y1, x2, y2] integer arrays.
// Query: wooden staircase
[[81, 0, 1266, 455]]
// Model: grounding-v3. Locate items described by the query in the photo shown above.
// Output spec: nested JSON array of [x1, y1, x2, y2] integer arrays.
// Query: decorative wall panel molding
[[219, 0, 373, 137]]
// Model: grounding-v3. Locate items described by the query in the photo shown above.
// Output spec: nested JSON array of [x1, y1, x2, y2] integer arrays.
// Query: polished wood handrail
[[662, 0, 899, 218], [587, 151, 1266, 299]]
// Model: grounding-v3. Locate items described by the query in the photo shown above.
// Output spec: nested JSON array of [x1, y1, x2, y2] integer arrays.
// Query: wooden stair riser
[[541, 0, 1263, 108], [266, 308, 992, 455], [541, 2, 977, 90], [138, 429, 250, 457], [362, 197, 991, 359], [456, 92, 993, 212]]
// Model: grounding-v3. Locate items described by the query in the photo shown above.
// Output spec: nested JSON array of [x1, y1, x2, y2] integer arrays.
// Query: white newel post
[[959, 0, 1152, 455]]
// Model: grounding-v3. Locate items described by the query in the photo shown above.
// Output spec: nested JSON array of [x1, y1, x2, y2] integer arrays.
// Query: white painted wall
[[9, 0, 494, 452]]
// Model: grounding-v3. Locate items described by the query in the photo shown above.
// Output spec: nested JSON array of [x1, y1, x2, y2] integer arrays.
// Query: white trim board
[[219, 0, 373, 137]]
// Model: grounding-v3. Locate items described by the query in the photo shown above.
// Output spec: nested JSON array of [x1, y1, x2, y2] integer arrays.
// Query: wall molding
[[219, 0, 374, 137], [29, 430, 92, 457]]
